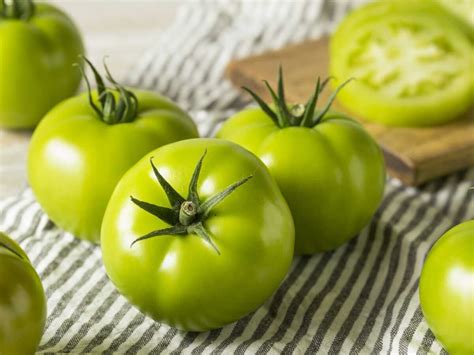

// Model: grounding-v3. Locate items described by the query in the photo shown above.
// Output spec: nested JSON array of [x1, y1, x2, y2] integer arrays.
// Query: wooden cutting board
[[226, 38, 474, 186]]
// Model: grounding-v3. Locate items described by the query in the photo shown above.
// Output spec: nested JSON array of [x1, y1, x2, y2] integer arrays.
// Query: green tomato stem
[[242, 67, 352, 129], [0, 0, 35, 20], [179, 201, 198, 226], [78, 56, 139, 125], [130, 150, 253, 255]]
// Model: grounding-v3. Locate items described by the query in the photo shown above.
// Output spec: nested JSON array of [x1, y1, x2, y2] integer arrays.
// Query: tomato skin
[[0, 3, 84, 129], [28, 90, 199, 243], [0, 232, 46, 355], [101, 138, 294, 331], [330, 1, 473, 127], [419, 220, 474, 355], [433, 0, 474, 34], [217, 108, 385, 254]]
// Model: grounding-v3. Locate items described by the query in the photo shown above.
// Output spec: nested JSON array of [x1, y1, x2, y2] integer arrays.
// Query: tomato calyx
[[76, 56, 139, 125], [0, 0, 35, 20], [0, 241, 23, 259], [130, 150, 253, 254], [243, 67, 352, 128]]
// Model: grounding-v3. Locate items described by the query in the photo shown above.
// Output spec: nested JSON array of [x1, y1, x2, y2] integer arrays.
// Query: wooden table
[[0, 1, 179, 198]]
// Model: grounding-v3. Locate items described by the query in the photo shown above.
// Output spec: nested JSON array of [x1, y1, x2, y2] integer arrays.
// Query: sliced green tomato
[[330, 1, 473, 126], [435, 0, 474, 30]]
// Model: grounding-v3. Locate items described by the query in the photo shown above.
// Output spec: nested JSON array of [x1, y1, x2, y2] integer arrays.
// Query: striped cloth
[[2, 1, 473, 353]]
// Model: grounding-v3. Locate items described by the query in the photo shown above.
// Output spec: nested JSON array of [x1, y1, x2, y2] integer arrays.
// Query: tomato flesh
[[330, 1, 473, 126]]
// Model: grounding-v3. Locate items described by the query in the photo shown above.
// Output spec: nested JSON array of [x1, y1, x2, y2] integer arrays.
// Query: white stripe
[[311, 186, 412, 353], [294, 187, 410, 353], [337, 182, 438, 353], [75, 296, 130, 352], [41, 258, 105, 346], [46, 281, 118, 353], [377, 198, 453, 353], [91, 307, 147, 352]]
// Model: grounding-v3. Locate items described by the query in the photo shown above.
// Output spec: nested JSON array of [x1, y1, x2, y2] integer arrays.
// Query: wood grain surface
[[227, 38, 474, 186]]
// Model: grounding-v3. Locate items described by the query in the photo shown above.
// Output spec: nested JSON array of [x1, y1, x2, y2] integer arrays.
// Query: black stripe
[[149, 8, 209, 95], [398, 290, 423, 355], [38, 257, 102, 350], [255, 253, 334, 354], [61, 288, 122, 352], [453, 173, 473, 224], [417, 329, 436, 355], [124, 322, 161, 354], [3, 199, 36, 235], [210, 313, 254, 355], [131, 6, 193, 89], [190, 329, 221, 354], [352, 182, 444, 353], [40, 274, 109, 350], [308, 191, 411, 354], [276, 184, 399, 354], [280, 236, 357, 353], [81, 302, 132, 353], [326, 185, 428, 354], [226, 185, 399, 355], [103, 312, 146, 354], [4, 206, 46, 262], [0, 194, 24, 222], [16, 206, 44, 244], [150, 327, 178, 354], [386, 183, 462, 353], [395, 176, 473, 353], [217, 257, 310, 354], [440, 172, 465, 217], [37, 237, 82, 280], [380, 180, 462, 354], [43, 243, 96, 299], [30, 230, 64, 267], [130, 5, 192, 86], [265, 184, 398, 354], [170, 331, 200, 354]]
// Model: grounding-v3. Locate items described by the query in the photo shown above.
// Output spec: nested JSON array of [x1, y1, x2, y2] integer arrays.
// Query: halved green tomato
[[330, 1, 473, 126]]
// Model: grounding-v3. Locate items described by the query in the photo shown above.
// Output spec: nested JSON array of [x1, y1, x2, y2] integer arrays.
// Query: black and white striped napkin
[[2, 1, 472, 353]]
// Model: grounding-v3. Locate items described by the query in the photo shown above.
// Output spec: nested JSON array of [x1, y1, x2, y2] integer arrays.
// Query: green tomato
[[0, 232, 46, 355], [28, 60, 199, 242], [101, 138, 294, 331], [217, 72, 385, 254], [419, 220, 474, 355], [330, 0, 473, 126], [0, 1, 84, 129], [434, 0, 474, 31]]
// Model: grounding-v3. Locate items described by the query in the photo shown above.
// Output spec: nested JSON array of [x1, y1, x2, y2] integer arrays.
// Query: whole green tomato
[[217, 70, 385, 254], [419, 220, 474, 355], [0, 232, 46, 355], [101, 138, 294, 331], [0, 0, 84, 129], [28, 58, 198, 242]]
